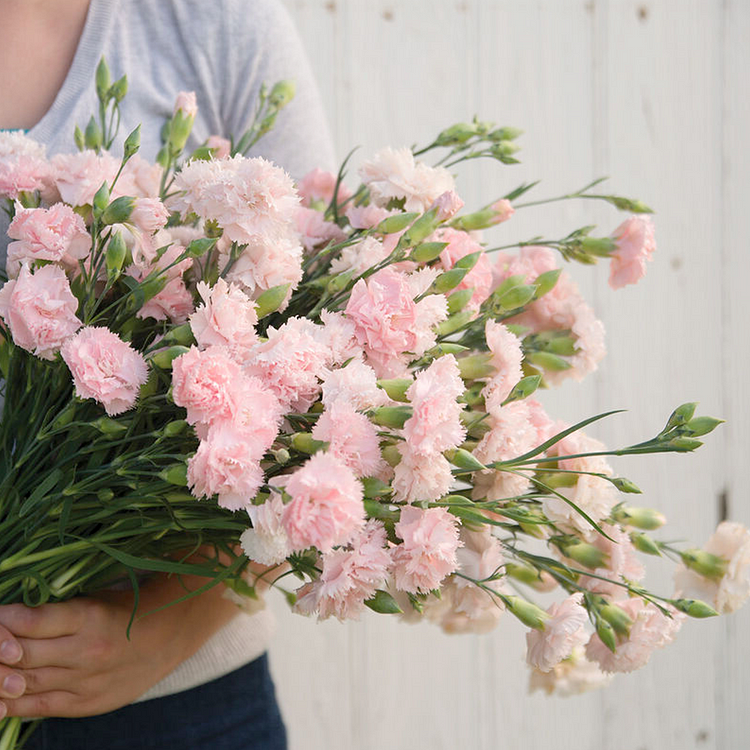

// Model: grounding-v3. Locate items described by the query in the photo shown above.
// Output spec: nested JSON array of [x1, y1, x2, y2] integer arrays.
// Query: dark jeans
[[23, 653, 287, 750]]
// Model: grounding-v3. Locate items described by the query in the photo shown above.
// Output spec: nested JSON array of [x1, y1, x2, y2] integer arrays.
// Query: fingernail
[[2, 674, 25, 699], [0, 701, 6, 719], [0, 641, 21, 664]]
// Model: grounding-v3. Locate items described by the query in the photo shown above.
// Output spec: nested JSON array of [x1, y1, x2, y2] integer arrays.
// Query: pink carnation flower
[[61, 326, 148, 415], [576, 525, 646, 597], [526, 593, 589, 672], [392, 445, 455, 504], [187, 422, 265, 511], [317, 309, 360, 367], [241, 493, 292, 565], [189, 278, 259, 350], [172, 156, 299, 244], [206, 135, 231, 160], [174, 90, 198, 118], [320, 358, 389, 412], [312, 401, 384, 478], [295, 206, 347, 253], [0, 264, 81, 360], [435, 227, 492, 311], [282, 452, 365, 553], [172, 346, 246, 426], [586, 598, 684, 673], [243, 316, 329, 411], [489, 198, 514, 224], [529, 646, 613, 696], [429, 190, 464, 222], [130, 197, 169, 234], [52, 150, 121, 207], [481, 319, 524, 409], [402, 354, 466, 455], [608, 215, 656, 289], [345, 204, 395, 230], [297, 167, 352, 208], [139, 277, 194, 323], [359, 147, 456, 213], [391, 505, 461, 593], [0, 131, 50, 199], [6, 204, 90, 278], [294, 521, 391, 621], [329, 236, 390, 277], [116, 153, 162, 199]]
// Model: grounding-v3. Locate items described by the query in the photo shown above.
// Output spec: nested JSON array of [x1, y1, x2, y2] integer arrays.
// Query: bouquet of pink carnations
[[0, 58, 747, 745]]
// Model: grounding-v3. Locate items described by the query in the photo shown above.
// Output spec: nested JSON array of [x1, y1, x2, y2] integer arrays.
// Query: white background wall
[[270, 2, 750, 748]]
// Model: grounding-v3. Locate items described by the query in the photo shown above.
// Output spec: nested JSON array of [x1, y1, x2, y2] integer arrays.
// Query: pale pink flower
[[52, 150, 120, 207], [529, 646, 613, 696], [139, 277, 194, 323], [241, 493, 292, 565], [489, 198, 514, 224], [402, 354, 466, 455], [229, 376, 283, 448], [674, 521, 750, 614], [282, 452, 365, 553], [296, 206, 347, 253], [221, 231, 303, 303], [586, 598, 684, 673], [435, 227, 492, 310], [187, 422, 264, 511], [317, 309, 360, 367], [391, 505, 461, 593], [294, 520, 391, 621], [345, 204, 395, 230], [172, 156, 299, 244], [243, 316, 329, 411], [61, 326, 148, 415], [0, 132, 51, 199], [320, 358, 390, 412], [526, 593, 589, 672], [359, 147, 456, 213], [0, 264, 81, 360], [206, 135, 231, 160], [117, 153, 162, 199], [130, 197, 169, 234], [297, 167, 352, 208], [609, 215, 656, 289], [6, 204, 90, 277], [174, 90, 198, 118], [430, 190, 464, 222], [172, 346, 246, 426], [436, 528, 507, 634], [481, 319, 524, 409], [392, 445, 455, 503], [329, 236, 390, 277], [312, 402, 384, 478], [189, 278, 258, 350], [576, 525, 645, 597]]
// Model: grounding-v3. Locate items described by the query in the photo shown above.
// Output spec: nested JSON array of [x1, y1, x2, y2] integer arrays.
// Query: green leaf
[[19, 469, 63, 517], [364, 589, 403, 615]]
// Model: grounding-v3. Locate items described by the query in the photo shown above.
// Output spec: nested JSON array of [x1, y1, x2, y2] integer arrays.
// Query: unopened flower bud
[[92, 416, 127, 436], [488, 126, 523, 142], [381, 444, 402, 467], [92, 182, 110, 215], [272, 448, 291, 465], [159, 464, 188, 486], [162, 420, 189, 437], [291, 433, 328, 455], [97, 488, 115, 502], [435, 310, 473, 337], [596, 618, 618, 653], [269, 80, 296, 108], [610, 478, 644, 495], [528, 351, 572, 373], [445, 448, 487, 472], [685, 416, 724, 437], [375, 212, 419, 234], [532, 268, 561, 299], [95, 58, 111, 102], [630, 531, 662, 556], [102, 196, 135, 225], [409, 241, 448, 263], [161, 323, 194, 347], [151, 345, 190, 370], [671, 598, 719, 618], [680, 549, 728, 580], [457, 353, 494, 380], [433, 267, 469, 293], [106, 232, 127, 277], [446, 287, 474, 315], [503, 375, 542, 404], [504, 595, 549, 630], [667, 436, 703, 451], [664, 402, 697, 431], [123, 125, 141, 161], [614, 505, 665, 529], [402, 207, 441, 246], [599, 603, 634, 636], [85, 116, 103, 151], [564, 541, 608, 570], [369, 406, 413, 429], [429, 190, 464, 222], [376, 378, 412, 402], [494, 282, 537, 312], [74, 124, 85, 152], [255, 283, 290, 318], [109, 75, 128, 103], [580, 236, 617, 257], [435, 122, 477, 146]]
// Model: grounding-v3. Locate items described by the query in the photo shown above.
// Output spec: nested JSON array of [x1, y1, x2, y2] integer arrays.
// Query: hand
[[0, 570, 241, 719]]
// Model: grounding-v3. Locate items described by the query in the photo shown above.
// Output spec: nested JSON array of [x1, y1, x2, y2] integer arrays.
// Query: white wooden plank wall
[[270, 2, 750, 748]]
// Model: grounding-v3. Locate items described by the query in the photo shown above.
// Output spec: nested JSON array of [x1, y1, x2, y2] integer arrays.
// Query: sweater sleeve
[[217, 0, 336, 178]]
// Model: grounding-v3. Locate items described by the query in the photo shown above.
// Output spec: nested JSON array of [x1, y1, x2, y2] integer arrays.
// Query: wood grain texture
[[273, 2, 750, 748]]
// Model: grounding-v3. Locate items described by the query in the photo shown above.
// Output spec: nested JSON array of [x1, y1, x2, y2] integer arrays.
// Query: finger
[[2, 690, 81, 719], [14, 635, 83, 670], [16, 666, 75, 696], [0, 602, 83, 639], [0, 623, 23, 666], [0, 668, 26, 700]]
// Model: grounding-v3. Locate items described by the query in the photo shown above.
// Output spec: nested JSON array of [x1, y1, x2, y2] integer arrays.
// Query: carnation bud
[[664, 402, 697, 431], [364, 590, 403, 615], [445, 448, 487, 472], [102, 196, 135, 225], [580, 236, 617, 257], [680, 549, 728, 580], [446, 287, 474, 315], [435, 122, 477, 146], [671, 598, 718, 618], [454, 250, 482, 272], [433, 266, 469, 292], [610, 478, 644, 495], [490, 140, 521, 160], [563, 541, 608, 570], [495, 283, 537, 311], [435, 310, 473, 337], [74, 124, 85, 152], [409, 241, 448, 263], [667, 436, 703, 451], [85, 115, 103, 151], [376, 378, 412, 402], [95, 58, 112, 102], [402, 207, 441, 246], [326, 270, 354, 294], [255, 283, 290, 318], [599, 603, 634, 636], [502, 375, 542, 404], [361, 477, 392, 499], [375, 212, 419, 234], [291, 432, 328, 455], [457, 353, 494, 380], [504, 595, 549, 630], [106, 232, 128, 277], [92, 182, 110, 216], [92, 416, 127, 436], [369, 406, 413, 429], [160, 323, 194, 347], [272, 448, 290, 465], [504, 562, 544, 587], [151, 345, 190, 370], [685, 416, 724, 437], [123, 125, 141, 161], [162, 420, 189, 437], [532, 268, 561, 299], [109, 75, 128, 103], [53, 404, 77, 429], [613, 505, 665, 529], [528, 351, 572, 373], [602, 195, 654, 213], [596, 618, 618, 653], [381, 444, 402, 467], [488, 126, 523, 142], [97, 488, 115, 502], [269, 79, 296, 108], [159, 464, 188, 486], [630, 531, 662, 556]]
